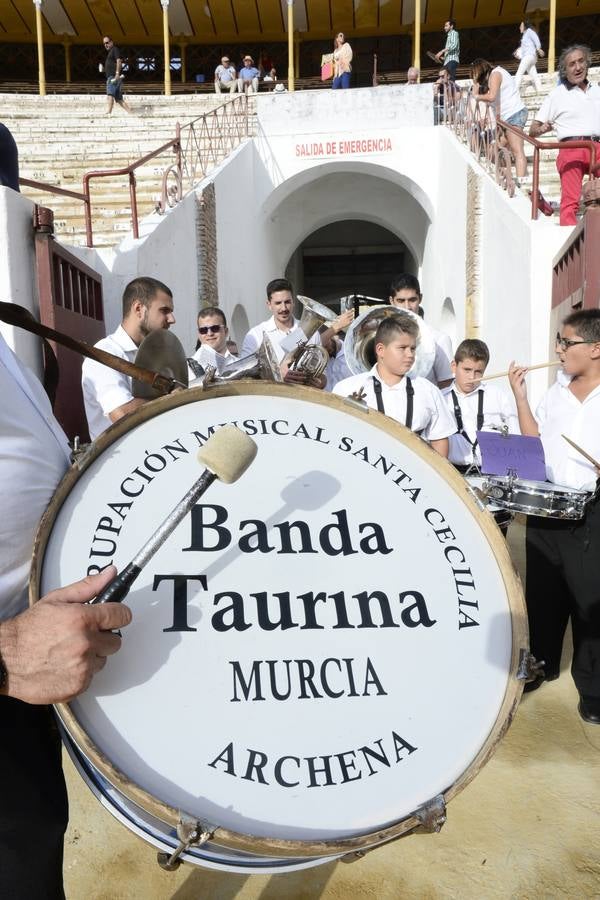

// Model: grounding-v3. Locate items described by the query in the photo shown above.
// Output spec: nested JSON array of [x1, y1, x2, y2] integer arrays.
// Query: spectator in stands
[[0, 123, 19, 191], [406, 67, 420, 85], [188, 306, 237, 379], [332, 32, 353, 90], [529, 44, 600, 226], [433, 68, 458, 125], [214, 56, 237, 94], [263, 67, 278, 84], [435, 20, 460, 82], [388, 273, 453, 388], [82, 277, 175, 440], [238, 55, 260, 93], [471, 59, 528, 182], [514, 20, 544, 93], [101, 36, 132, 115]]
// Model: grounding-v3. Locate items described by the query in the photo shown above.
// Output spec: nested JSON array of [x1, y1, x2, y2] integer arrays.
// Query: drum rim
[[485, 476, 589, 499], [30, 383, 528, 859]]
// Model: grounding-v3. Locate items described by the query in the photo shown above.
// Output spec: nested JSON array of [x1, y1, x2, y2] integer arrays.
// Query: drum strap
[[0, 301, 185, 396], [372, 375, 421, 433], [451, 389, 484, 450]]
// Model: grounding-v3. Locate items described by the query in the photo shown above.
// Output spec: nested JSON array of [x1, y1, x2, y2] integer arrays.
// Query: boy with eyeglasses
[[189, 306, 238, 378], [508, 309, 600, 723]]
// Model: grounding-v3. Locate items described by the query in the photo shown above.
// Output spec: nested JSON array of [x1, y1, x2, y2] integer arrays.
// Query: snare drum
[[465, 475, 513, 531], [31, 385, 526, 873], [483, 476, 590, 520]]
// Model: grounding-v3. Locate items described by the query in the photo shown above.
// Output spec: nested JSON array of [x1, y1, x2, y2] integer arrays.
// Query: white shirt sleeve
[[240, 327, 261, 359], [82, 356, 132, 418], [420, 382, 457, 442]]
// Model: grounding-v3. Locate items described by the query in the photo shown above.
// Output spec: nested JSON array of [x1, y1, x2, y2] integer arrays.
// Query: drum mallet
[[91, 425, 257, 605]]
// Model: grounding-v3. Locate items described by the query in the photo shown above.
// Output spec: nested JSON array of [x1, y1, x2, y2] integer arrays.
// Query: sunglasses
[[555, 332, 597, 351], [199, 324, 223, 335]]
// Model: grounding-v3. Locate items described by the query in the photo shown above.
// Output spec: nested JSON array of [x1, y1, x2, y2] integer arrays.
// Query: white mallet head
[[197, 425, 257, 484]]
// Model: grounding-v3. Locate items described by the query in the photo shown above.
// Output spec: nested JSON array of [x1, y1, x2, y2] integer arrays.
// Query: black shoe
[[523, 671, 559, 693], [578, 697, 600, 725]]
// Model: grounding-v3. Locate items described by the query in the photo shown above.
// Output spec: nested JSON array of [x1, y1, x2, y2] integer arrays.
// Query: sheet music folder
[[476, 431, 547, 481]]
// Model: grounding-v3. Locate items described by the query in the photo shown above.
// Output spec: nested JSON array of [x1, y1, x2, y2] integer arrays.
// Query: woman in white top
[[515, 20, 544, 93], [332, 32, 353, 90], [471, 58, 528, 180]]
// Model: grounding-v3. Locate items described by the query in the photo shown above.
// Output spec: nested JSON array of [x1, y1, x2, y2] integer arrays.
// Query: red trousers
[[556, 144, 599, 226]]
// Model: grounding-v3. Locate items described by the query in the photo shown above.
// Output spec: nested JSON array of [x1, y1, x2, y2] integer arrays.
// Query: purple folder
[[476, 431, 547, 481]]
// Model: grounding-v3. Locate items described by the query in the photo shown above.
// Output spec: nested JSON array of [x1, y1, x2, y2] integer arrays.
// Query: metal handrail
[[441, 84, 599, 220], [19, 93, 251, 247]]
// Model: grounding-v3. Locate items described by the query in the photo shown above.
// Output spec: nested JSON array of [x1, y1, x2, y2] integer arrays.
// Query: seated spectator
[[388, 274, 453, 388], [214, 56, 237, 94], [263, 67, 278, 83], [238, 56, 260, 94], [188, 307, 237, 379], [406, 67, 420, 84]]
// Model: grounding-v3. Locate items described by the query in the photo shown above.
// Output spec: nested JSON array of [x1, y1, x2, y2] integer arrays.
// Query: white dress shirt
[[333, 364, 456, 442], [443, 380, 519, 466], [536, 82, 600, 141], [0, 335, 70, 619], [536, 375, 600, 490], [241, 316, 320, 364], [81, 325, 138, 441]]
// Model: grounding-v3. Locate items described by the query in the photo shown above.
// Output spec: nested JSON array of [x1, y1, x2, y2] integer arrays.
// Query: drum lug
[[517, 649, 545, 683], [156, 814, 214, 871], [412, 793, 447, 834]]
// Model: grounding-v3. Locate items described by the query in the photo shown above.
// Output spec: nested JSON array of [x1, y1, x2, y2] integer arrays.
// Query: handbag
[[321, 54, 333, 81]]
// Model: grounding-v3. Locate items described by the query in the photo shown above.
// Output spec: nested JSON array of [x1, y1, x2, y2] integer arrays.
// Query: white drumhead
[[34, 386, 525, 851]]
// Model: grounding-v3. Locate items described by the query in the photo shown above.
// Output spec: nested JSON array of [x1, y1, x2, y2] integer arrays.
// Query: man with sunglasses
[[188, 306, 237, 378], [101, 36, 132, 115], [508, 309, 600, 724]]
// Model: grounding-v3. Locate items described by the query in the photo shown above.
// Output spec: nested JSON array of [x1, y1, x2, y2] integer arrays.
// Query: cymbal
[[132, 329, 189, 399]]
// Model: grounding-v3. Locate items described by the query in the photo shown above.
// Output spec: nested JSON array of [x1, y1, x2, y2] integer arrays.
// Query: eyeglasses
[[555, 332, 597, 351], [199, 324, 223, 335]]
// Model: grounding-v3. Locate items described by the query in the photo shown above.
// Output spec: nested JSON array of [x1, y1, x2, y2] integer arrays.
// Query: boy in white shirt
[[444, 338, 519, 472], [508, 309, 600, 722], [332, 316, 455, 457]]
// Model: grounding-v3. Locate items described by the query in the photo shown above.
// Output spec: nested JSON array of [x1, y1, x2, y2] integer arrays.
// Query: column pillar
[[161, 0, 172, 96], [33, 0, 46, 96]]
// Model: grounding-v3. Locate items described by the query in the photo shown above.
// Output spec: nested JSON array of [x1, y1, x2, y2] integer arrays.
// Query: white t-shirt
[[241, 316, 320, 364], [81, 325, 138, 440], [492, 66, 525, 122], [442, 381, 519, 466], [332, 365, 456, 442], [0, 335, 70, 620], [536, 81, 600, 141], [520, 28, 541, 60], [536, 374, 600, 490]]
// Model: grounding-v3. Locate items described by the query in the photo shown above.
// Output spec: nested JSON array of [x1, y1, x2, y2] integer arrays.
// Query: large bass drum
[[31, 385, 527, 875]]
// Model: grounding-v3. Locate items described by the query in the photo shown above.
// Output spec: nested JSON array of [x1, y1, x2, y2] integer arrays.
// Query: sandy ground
[[63, 518, 600, 899]]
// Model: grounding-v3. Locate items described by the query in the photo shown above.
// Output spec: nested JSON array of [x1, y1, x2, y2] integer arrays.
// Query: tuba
[[190, 335, 283, 389], [280, 295, 337, 380], [343, 306, 437, 379]]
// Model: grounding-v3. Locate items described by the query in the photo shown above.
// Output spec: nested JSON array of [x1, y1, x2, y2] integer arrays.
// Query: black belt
[[559, 135, 600, 142]]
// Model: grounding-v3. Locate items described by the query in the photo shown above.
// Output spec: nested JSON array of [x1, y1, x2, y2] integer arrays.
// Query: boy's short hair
[[375, 315, 419, 348], [198, 306, 227, 327], [454, 338, 490, 366], [563, 308, 600, 343], [389, 273, 421, 297]]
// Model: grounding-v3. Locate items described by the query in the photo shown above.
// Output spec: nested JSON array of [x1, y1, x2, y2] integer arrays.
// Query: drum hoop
[[30, 382, 528, 858], [487, 476, 588, 501]]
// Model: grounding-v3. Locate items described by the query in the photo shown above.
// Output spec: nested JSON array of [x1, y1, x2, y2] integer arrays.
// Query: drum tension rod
[[517, 649, 545, 684], [157, 814, 214, 871], [341, 795, 447, 864]]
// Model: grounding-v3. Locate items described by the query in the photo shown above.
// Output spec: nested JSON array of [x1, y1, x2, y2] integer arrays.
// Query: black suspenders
[[451, 388, 484, 450], [372, 376, 415, 430]]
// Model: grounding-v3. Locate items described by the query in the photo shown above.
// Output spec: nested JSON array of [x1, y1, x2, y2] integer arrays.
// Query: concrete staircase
[[3, 92, 251, 248]]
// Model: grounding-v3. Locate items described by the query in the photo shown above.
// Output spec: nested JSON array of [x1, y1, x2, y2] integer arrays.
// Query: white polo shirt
[[442, 381, 519, 466], [536, 81, 600, 141], [536, 374, 600, 490], [188, 344, 238, 381], [81, 325, 138, 441], [0, 335, 70, 619], [332, 365, 456, 442], [241, 316, 320, 364]]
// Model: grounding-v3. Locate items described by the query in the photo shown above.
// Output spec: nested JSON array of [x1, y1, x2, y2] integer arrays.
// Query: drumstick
[[484, 360, 561, 381], [561, 434, 600, 470], [91, 426, 257, 605]]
